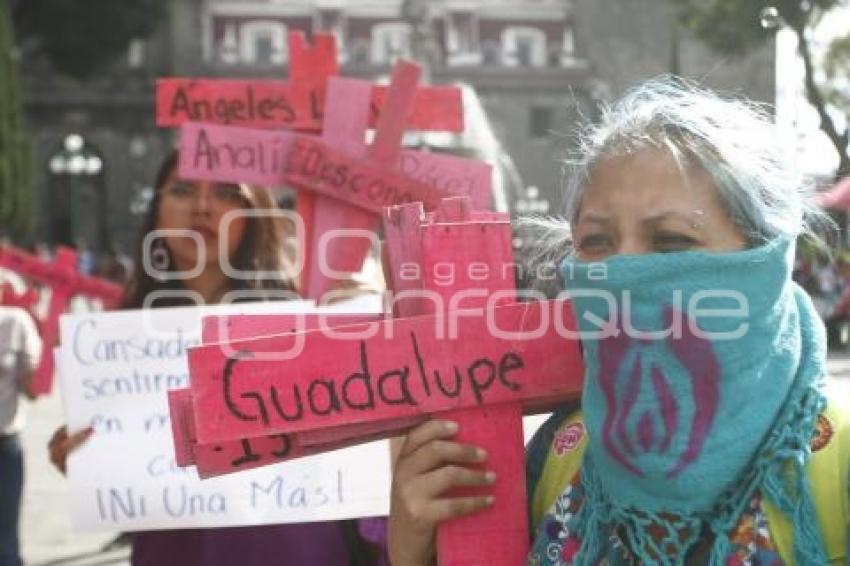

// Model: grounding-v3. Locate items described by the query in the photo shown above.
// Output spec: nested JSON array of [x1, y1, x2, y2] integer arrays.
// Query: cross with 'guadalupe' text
[[173, 60, 495, 466], [172, 196, 585, 565]]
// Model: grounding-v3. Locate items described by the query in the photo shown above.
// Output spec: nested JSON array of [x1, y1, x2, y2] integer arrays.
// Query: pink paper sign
[[157, 79, 464, 133], [178, 123, 491, 214]]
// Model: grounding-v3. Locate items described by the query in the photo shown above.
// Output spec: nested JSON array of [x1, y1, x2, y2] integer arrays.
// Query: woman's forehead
[[581, 149, 718, 210]]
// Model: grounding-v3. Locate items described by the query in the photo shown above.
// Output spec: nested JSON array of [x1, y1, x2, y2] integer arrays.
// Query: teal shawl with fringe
[[557, 236, 827, 565]]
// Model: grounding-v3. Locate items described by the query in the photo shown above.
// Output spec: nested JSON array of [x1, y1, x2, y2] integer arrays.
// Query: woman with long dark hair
[[48, 151, 385, 566]]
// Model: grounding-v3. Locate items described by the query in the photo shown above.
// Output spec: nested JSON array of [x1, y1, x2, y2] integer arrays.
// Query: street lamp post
[[512, 185, 551, 269], [48, 134, 103, 247], [514, 185, 549, 216]]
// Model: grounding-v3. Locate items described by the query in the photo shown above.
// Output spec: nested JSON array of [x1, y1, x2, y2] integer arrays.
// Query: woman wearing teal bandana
[[387, 77, 850, 565]]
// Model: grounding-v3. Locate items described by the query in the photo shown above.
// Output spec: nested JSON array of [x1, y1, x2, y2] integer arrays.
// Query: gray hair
[[523, 76, 832, 277]]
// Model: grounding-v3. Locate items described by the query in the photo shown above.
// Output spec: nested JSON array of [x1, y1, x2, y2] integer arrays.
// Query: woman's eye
[[213, 184, 247, 205], [576, 234, 612, 255], [654, 232, 697, 251], [167, 182, 195, 197]]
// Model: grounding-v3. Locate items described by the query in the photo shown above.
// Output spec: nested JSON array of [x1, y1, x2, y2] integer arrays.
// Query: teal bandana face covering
[[557, 236, 827, 565]]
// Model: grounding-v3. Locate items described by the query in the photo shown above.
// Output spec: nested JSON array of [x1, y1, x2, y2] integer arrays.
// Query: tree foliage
[[824, 32, 850, 113], [672, 0, 772, 56], [0, 0, 34, 233], [670, 0, 850, 176], [672, 0, 840, 53], [0, 0, 167, 236], [11, 0, 167, 79]]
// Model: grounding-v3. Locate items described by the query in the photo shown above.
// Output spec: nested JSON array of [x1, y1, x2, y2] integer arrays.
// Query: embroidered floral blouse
[[528, 477, 783, 565], [524, 403, 849, 566]]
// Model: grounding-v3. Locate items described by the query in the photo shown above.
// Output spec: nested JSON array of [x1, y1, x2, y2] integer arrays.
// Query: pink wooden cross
[[0, 246, 124, 396], [384, 196, 558, 566], [156, 31, 472, 299], [156, 32, 462, 133], [0, 282, 41, 328], [174, 196, 585, 564], [178, 60, 493, 300], [168, 312, 382, 478]]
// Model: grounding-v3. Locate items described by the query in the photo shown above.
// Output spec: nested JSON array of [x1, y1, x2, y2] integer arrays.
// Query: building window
[[562, 27, 575, 56], [446, 11, 480, 65], [371, 22, 412, 65], [219, 23, 240, 64], [481, 40, 501, 65], [529, 106, 553, 138], [127, 38, 146, 69], [317, 9, 346, 60], [349, 38, 371, 65], [240, 20, 287, 65], [502, 26, 547, 67], [558, 26, 578, 66]]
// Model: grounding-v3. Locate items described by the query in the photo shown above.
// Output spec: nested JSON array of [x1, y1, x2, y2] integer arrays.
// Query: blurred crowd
[[25, 240, 132, 285], [795, 247, 850, 349]]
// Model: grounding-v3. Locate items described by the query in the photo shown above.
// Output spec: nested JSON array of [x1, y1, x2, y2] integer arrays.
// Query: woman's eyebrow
[[576, 213, 609, 226], [641, 211, 699, 227]]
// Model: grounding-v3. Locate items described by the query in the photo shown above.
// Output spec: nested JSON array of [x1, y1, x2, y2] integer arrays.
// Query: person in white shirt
[[0, 305, 42, 566]]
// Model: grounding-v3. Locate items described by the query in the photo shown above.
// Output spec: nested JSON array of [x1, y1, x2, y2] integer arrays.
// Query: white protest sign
[[58, 298, 391, 531]]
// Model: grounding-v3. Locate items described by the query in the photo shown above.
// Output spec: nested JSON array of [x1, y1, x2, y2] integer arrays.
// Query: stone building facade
[[22, 0, 773, 251]]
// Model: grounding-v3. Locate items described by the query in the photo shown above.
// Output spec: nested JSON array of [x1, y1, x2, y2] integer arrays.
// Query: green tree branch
[[671, 0, 850, 178]]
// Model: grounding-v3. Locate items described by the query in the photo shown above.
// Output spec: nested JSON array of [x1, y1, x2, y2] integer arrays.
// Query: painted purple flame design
[[597, 306, 719, 477]]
